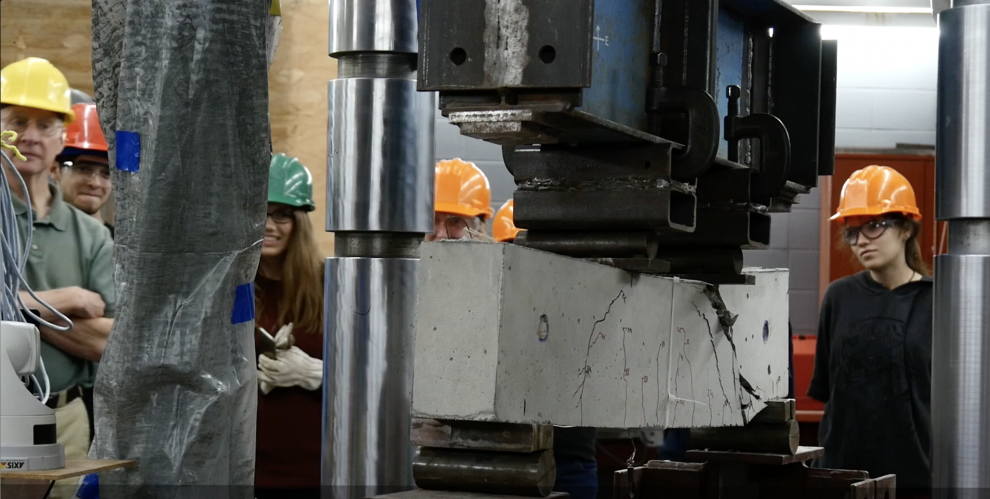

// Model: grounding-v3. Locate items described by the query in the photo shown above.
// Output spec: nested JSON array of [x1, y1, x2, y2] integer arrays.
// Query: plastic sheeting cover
[[88, 1, 277, 497]]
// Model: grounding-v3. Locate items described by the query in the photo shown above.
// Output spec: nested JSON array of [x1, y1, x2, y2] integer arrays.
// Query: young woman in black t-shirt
[[810, 165, 933, 497]]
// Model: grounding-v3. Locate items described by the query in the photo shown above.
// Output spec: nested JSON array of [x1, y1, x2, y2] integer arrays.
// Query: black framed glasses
[[844, 219, 900, 244], [266, 209, 296, 224]]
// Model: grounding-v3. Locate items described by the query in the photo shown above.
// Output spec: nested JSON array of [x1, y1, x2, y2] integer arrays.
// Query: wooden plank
[[872, 475, 896, 499], [684, 445, 823, 466], [0, 0, 95, 96], [850, 479, 874, 499], [268, 0, 337, 257], [412, 419, 553, 453], [1, 459, 135, 481]]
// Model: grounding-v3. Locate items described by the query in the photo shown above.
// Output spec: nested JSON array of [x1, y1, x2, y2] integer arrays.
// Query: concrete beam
[[412, 242, 789, 429]]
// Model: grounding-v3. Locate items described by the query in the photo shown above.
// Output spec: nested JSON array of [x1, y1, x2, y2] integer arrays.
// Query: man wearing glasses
[[52, 103, 114, 238], [427, 158, 494, 241], [1, 58, 114, 497]]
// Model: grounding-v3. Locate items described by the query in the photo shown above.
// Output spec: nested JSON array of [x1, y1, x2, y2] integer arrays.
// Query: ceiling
[[781, 0, 938, 27]]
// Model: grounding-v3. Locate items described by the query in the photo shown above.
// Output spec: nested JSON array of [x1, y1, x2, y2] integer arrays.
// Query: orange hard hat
[[831, 165, 921, 223], [493, 199, 523, 242], [62, 103, 108, 156], [435, 158, 493, 219]]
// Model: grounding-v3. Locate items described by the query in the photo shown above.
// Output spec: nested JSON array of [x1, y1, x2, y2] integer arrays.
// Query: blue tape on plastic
[[231, 282, 255, 324], [115, 131, 140, 172], [76, 473, 100, 499]]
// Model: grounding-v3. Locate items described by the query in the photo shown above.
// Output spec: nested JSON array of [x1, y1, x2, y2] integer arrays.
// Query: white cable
[[1, 232, 73, 331], [1, 144, 69, 404], [38, 356, 50, 404]]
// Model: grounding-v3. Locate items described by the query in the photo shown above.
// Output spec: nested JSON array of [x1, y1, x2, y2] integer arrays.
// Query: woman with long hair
[[810, 165, 933, 497], [254, 153, 324, 499]]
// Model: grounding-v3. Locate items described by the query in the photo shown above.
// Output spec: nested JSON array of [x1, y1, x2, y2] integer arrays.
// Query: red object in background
[[793, 335, 824, 416], [793, 335, 823, 447]]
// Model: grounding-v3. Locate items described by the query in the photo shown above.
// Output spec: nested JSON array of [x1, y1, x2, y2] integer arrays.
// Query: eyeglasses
[[62, 161, 111, 181], [2, 114, 63, 138], [844, 219, 900, 244], [267, 209, 296, 224], [432, 215, 471, 240], [444, 216, 469, 236]]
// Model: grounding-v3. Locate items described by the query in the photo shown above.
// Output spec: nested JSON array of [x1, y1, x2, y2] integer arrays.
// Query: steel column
[[932, 1, 990, 496], [323, 1, 435, 497]]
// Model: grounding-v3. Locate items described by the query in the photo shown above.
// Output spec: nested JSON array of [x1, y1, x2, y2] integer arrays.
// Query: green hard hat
[[268, 153, 316, 211]]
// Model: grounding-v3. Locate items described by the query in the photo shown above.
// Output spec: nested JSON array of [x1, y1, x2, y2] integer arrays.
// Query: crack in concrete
[[622, 327, 630, 426], [701, 285, 750, 425], [671, 327, 697, 424], [641, 377, 648, 425], [739, 374, 763, 401], [573, 289, 627, 425], [654, 337, 665, 424], [695, 305, 733, 420], [707, 389, 714, 426]]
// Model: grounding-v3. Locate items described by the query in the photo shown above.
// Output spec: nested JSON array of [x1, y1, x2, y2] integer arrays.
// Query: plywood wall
[[1, 0, 336, 256], [269, 0, 337, 256], [0, 0, 95, 95]]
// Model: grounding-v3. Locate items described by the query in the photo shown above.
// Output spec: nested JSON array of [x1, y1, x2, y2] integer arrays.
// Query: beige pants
[[49, 396, 90, 499]]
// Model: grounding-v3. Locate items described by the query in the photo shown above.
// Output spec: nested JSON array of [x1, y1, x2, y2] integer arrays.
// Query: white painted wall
[[432, 24, 941, 336], [827, 25, 940, 149]]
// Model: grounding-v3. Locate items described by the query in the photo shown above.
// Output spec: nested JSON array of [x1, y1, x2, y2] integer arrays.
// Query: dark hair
[[840, 213, 929, 276]]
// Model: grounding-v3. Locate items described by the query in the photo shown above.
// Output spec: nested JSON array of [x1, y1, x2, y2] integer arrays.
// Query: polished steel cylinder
[[932, 2, 990, 495], [325, 0, 432, 495], [326, 78, 436, 233], [329, 0, 419, 56], [932, 254, 990, 491], [323, 257, 419, 497], [935, 3, 990, 220]]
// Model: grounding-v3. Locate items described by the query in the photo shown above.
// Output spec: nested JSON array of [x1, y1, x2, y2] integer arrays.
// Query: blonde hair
[[257, 210, 324, 334]]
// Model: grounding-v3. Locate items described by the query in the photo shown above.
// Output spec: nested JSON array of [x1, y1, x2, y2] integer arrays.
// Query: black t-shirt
[[554, 427, 597, 463], [809, 271, 933, 492]]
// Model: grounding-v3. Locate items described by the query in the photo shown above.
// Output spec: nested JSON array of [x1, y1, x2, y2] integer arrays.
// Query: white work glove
[[273, 323, 295, 350], [257, 346, 322, 395]]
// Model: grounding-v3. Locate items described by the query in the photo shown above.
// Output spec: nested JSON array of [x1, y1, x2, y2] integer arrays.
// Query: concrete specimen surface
[[412, 242, 789, 429]]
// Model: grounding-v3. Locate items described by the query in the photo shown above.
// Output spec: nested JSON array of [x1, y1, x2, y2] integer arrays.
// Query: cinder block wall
[[432, 25, 938, 336]]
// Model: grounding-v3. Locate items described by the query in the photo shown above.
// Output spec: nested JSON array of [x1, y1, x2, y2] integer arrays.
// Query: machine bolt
[[653, 52, 668, 67]]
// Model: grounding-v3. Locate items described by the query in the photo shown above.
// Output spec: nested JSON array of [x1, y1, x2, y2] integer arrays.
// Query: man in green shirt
[[2, 58, 115, 494]]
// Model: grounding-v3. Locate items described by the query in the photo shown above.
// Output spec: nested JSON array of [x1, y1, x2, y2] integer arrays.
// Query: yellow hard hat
[[435, 158, 493, 220], [1, 58, 75, 124]]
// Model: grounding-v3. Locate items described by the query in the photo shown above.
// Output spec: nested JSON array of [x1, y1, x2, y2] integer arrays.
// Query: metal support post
[[932, 1, 990, 496], [323, 1, 436, 497]]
